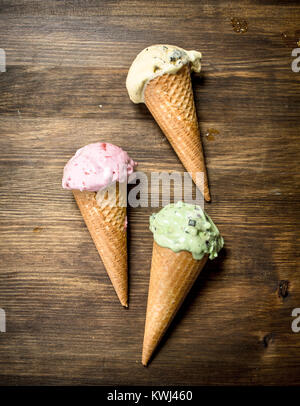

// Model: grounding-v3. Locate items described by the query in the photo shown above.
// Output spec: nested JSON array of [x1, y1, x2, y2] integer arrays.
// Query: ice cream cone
[[73, 182, 128, 307], [144, 64, 210, 202], [142, 242, 208, 366]]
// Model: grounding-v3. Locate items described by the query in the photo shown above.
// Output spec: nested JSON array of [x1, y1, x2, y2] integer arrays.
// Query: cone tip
[[205, 191, 211, 202], [141, 358, 148, 367], [118, 293, 128, 308], [142, 349, 151, 366]]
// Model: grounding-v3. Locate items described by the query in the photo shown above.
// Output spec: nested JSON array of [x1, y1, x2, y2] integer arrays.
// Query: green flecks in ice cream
[[149, 201, 224, 260]]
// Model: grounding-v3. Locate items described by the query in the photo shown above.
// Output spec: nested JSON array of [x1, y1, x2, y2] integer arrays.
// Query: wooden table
[[0, 0, 299, 386]]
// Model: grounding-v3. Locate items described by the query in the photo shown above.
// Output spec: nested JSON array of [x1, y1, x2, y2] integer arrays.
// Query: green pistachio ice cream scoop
[[149, 201, 224, 260]]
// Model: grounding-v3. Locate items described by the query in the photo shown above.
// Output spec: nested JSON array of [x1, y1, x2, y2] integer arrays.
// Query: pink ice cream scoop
[[62, 142, 137, 192]]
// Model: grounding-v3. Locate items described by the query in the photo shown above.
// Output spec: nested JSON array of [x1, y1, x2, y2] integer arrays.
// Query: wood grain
[[0, 0, 299, 385]]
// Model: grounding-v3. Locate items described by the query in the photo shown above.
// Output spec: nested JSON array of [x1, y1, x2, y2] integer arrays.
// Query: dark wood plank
[[0, 0, 299, 385]]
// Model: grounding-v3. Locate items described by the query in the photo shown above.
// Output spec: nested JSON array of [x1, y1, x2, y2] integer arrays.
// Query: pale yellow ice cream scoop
[[126, 44, 202, 103]]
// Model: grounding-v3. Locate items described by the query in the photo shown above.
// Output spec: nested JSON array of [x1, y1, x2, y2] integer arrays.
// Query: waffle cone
[[144, 64, 210, 202], [73, 183, 128, 307], [142, 242, 208, 365]]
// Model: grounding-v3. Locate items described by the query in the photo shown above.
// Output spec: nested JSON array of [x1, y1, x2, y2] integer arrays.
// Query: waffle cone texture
[[144, 64, 210, 202], [73, 184, 128, 307], [142, 242, 208, 366]]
